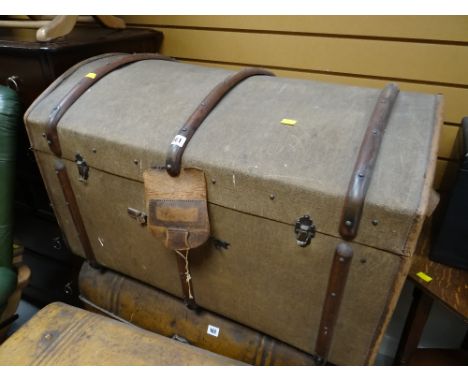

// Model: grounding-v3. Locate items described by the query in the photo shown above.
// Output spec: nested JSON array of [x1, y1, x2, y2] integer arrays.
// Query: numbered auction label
[[207, 324, 220, 337], [171, 135, 187, 148]]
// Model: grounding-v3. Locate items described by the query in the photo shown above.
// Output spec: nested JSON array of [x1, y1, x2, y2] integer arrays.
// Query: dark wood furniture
[[0, 25, 163, 306], [394, 231, 468, 365]]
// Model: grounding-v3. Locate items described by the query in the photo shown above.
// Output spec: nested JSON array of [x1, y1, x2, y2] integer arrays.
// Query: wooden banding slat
[[54, 160, 97, 267], [340, 83, 400, 240], [178, 58, 468, 126], [315, 243, 354, 364], [46, 53, 176, 266], [165, 67, 274, 176], [46, 53, 175, 157]]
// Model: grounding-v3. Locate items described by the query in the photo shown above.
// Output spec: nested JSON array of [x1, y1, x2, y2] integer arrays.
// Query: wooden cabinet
[[0, 25, 163, 305]]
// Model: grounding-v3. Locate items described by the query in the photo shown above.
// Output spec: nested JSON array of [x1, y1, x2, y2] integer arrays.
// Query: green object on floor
[[0, 267, 16, 309], [0, 85, 21, 311]]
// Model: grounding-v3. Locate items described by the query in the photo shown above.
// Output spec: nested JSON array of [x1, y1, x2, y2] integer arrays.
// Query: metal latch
[[211, 237, 230, 251], [127, 207, 147, 225], [294, 215, 316, 247], [171, 334, 190, 344], [75, 154, 89, 182]]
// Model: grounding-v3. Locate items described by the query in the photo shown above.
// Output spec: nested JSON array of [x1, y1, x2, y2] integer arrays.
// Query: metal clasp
[[294, 215, 316, 247], [211, 237, 230, 251], [75, 154, 89, 182], [127, 207, 147, 225], [171, 334, 190, 344]]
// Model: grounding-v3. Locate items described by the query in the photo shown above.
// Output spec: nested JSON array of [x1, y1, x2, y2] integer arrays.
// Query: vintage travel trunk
[[24, 53, 442, 365]]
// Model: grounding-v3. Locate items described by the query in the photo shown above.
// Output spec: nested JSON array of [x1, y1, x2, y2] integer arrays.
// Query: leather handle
[[165, 67, 275, 177], [339, 83, 400, 240], [46, 53, 175, 157]]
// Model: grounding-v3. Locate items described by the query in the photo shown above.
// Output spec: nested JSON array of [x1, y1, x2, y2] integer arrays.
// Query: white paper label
[[171, 135, 187, 148], [207, 325, 220, 337]]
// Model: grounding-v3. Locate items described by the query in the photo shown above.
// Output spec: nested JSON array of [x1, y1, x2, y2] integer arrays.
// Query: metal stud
[[133, 159, 139, 165], [372, 219, 379, 226], [269, 194, 275, 200]]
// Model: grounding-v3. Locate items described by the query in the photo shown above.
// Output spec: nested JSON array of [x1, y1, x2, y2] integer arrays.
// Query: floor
[[7, 278, 467, 365]]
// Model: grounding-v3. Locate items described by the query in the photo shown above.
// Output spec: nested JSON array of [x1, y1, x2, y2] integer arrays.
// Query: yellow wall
[[124, 16, 468, 190]]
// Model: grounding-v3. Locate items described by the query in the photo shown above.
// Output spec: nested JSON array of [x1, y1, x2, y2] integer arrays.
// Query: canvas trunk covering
[[24, 53, 441, 365]]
